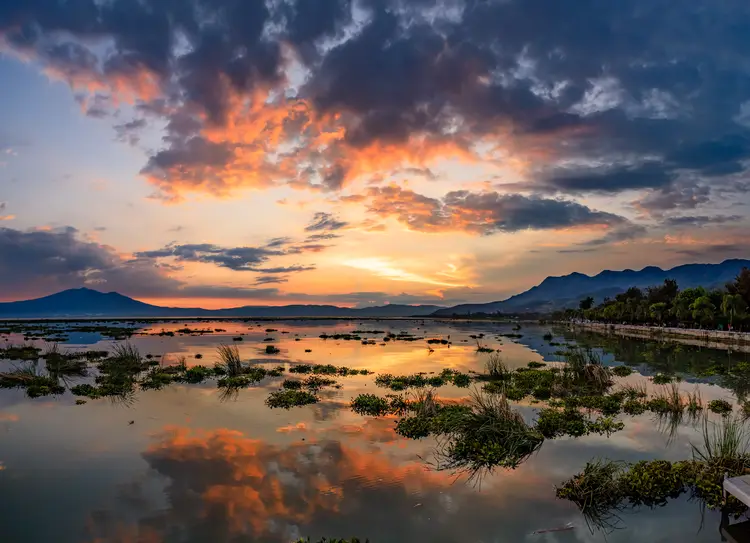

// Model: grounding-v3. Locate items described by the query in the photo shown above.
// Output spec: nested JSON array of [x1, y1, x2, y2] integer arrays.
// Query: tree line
[[557, 268, 750, 331]]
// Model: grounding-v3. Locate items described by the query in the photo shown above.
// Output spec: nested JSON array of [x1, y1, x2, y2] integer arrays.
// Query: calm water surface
[[1, 320, 749, 543]]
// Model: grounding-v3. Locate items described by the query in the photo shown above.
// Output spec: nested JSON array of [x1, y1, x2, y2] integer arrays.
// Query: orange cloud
[[134, 426, 448, 538]]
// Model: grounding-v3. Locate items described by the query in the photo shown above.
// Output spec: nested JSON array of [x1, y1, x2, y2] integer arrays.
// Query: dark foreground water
[[1, 320, 749, 543]]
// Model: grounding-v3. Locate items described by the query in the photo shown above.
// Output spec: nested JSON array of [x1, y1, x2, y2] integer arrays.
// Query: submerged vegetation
[[266, 389, 318, 409], [557, 416, 750, 529]]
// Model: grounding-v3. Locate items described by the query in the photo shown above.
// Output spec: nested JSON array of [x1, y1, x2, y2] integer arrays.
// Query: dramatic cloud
[[663, 215, 744, 228], [305, 212, 349, 232], [0, 226, 302, 300], [361, 186, 633, 237], [0, 226, 466, 304], [2, 0, 748, 203], [134, 241, 316, 274]]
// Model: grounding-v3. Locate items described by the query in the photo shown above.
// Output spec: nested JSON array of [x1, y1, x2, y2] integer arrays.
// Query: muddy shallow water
[[1, 319, 749, 543]]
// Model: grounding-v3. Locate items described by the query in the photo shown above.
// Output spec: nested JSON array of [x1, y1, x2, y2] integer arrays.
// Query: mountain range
[[0, 259, 747, 318], [432, 258, 750, 316], [0, 288, 443, 318]]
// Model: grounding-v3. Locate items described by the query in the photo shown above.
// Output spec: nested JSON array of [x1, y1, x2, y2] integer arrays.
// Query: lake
[[1, 319, 749, 543]]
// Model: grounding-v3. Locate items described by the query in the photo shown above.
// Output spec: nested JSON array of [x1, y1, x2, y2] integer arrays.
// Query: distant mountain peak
[[432, 258, 750, 316]]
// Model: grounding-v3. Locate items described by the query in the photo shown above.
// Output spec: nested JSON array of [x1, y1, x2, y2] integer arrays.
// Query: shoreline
[[569, 321, 750, 352]]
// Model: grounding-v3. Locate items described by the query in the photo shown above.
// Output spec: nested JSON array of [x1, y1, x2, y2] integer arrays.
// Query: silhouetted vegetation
[[561, 268, 750, 331]]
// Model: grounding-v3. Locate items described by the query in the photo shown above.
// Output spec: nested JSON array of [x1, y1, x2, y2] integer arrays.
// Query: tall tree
[[579, 296, 595, 310], [691, 296, 716, 327], [727, 268, 750, 308], [722, 294, 747, 328]]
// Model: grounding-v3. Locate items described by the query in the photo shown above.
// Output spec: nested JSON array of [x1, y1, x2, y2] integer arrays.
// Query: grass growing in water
[[266, 389, 318, 409], [435, 390, 544, 478], [216, 345, 243, 376], [557, 416, 750, 526], [351, 394, 390, 416], [708, 399, 733, 415], [611, 366, 633, 377]]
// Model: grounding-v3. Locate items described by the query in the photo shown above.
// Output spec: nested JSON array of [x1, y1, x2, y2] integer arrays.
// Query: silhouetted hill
[[0, 288, 443, 318], [433, 259, 750, 316]]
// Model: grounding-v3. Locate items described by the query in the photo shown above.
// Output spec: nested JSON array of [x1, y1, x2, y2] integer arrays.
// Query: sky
[[0, 0, 749, 309]]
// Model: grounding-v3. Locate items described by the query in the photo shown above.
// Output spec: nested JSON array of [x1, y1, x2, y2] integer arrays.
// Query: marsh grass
[[303, 375, 337, 390], [266, 389, 318, 409], [619, 382, 647, 400], [611, 365, 633, 377], [351, 393, 390, 416], [708, 399, 733, 416], [652, 373, 674, 385], [485, 353, 509, 380], [686, 388, 704, 418], [558, 417, 750, 530], [216, 345, 243, 377], [555, 459, 625, 523], [691, 415, 750, 466], [434, 389, 544, 480]]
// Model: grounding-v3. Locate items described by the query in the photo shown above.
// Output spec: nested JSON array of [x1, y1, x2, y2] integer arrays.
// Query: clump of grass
[[290, 364, 313, 374], [436, 390, 544, 477], [183, 365, 212, 383], [71, 383, 101, 399], [708, 399, 733, 416], [282, 379, 302, 390], [687, 388, 704, 416], [266, 389, 318, 409], [652, 373, 673, 385], [217, 375, 252, 388], [452, 373, 471, 387], [611, 366, 633, 377], [588, 416, 625, 437], [374, 373, 437, 391], [555, 459, 625, 515], [216, 345, 243, 377], [265, 345, 281, 355], [75, 399, 87, 405], [243, 366, 268, 383], [536, 407, 589, 438], [623, 398, 647, 415], [140, 367, 177, 390], [619, 382, 647, 399], [303, 375, 337, 390], [351, 394, 390, 416], [558, 418, 750, 521], [527, 361, 546, 369], [110, 343, 143, 370], [485, 353, 509, 380]]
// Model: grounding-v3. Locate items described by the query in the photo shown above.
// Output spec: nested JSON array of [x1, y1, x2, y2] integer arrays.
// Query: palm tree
[[650, 302, 668, 325], [691, 296, 716, 328], [722, 294, 747, 329]]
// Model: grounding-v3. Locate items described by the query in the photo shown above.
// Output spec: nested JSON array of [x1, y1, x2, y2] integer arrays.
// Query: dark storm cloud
[[363, 186, 634, 236], [134, 243, 285, 272], [538, 163, 675, 194], [113, 118, 147, 145], [3, 0, 750, 201], [305, 212, 349, 232], [254, 275, 289, 285], [674, 244, 749, 259], [662, 215, 745, 228], [0, 226, 320, 300], [0, 226, 469, 305], [634, 182, 713, 215]]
